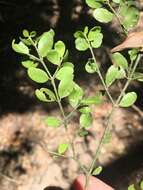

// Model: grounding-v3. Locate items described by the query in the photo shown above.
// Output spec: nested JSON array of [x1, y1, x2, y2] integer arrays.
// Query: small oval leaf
[[80, 113, 92, 128], [55, 41, 66, 58], [45, 116, 61, 128], [47, 50, 61, 65], [119, 92, 137, 107], [112, 52, 128, 69], [92, 166, 103, 176], [12, 39, 29, 54], [105, 65, 119, 87], [27, 68, 49, 83], [68, 83, 83, 107], [38, 29, 54, 57], [75, 37, 89, 51], [93, 8, 114, 23], [58, 143, 69, 154]]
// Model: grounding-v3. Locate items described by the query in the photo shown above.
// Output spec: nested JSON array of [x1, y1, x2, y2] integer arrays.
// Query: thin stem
[[89, 107, 115, 174], [116, 54, 142, 104], [106, 1, 127, 35], [84, 54, 142, 189], [85, 37, 115, 105], [29, 37, 78, 160]]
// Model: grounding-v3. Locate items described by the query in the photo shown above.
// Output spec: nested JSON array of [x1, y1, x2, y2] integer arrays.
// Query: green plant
[[12, 0, 142, 189]]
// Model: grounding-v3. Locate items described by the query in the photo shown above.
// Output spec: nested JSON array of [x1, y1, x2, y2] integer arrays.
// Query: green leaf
[[120, 4, 139, 31], [140, 180, 143, 190], [56, 65, 74, 81], [85, 59, 98, 73], [80, 113, 92, 128], [93, 8, 114, 23], [112, 52, 128, 69], [128, 184, 136, 190], [45, 116, 61, 128], [21, 60, 38, 69], [105, 65, 119, 87], [23, 29, 29, 37], [30, 31, 37, 37], [75, 37, 89, 51], [47, 50, 61, 65], [79, 106, 91, 114], [92, 166, 103, 176], [58, 80, 74, 98], [68, 83, 83, 107], [116, 68, 126, 79], [128, 49, 139, 62], [35, 88, 56, 102], [133, 72, 143, 82], [78, 128, 89, 137], [88, 27, 103, 48], [74, 31, 84, 38], [119, 92, 137, 107], [112, 0, 120, 3], [85, 0, 102, 8], [12, 39, 29, 54], [27, 68, 49, 83], [55, 41, 66, 58], [58, 143, 69, 154], [84, 26, 89, 35], [38, 29, 54, 57], [81, 93, 103, 105]]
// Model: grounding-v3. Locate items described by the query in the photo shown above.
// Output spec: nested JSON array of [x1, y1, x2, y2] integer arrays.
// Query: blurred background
[[0, 0, 143, 190]]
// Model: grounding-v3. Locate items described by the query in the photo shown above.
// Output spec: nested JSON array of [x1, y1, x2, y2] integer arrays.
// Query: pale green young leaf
[[128, 184, 136, 190], [85, 0, 102, 8], [85, 59, 98, 73], [58, 143, 69, 154], [92, 166, 103, 176], [35, 89, 49, 102], [116, 68, 126, 79], [80, 113, 92, 128], [35, 88, 56, 102], [58, 80, 74, 98], [133, 72, 143, 82], [128, 49, 139, 62], [112, 52, 128, 69], [112, 0, 120, 3], [41, 88, 56, 101], [68, 83, 83, 107], [47, 50, 61, 65], [88, 29, 103, 48], [55, 41, 66, 58], [93, 8, 114, 23], [56, 65, 74, 80], [81, 93, 103, 105], [140, 180, 143, 190], [21, 60, 38, 69], [38, 29, 54, 57], [30, 31, 37, 37], [84, 26, 89, 35], [105, 65, 119, 87], [119, 92, 137, 107], [12, 39, 29, 54], [23, 29, 29, 37], [74, 31, 84, 38], [120, 4, 139, 31], [45, 116, 61, 128], [79, 106, 91, 114], [27, 68, 49, 83], [75, 37, 89, 51]]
